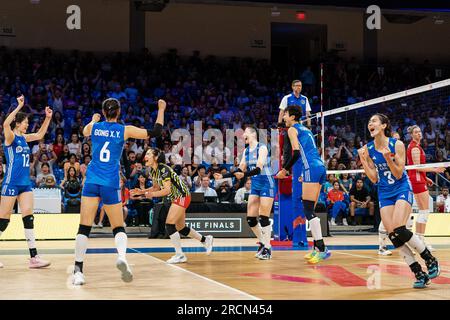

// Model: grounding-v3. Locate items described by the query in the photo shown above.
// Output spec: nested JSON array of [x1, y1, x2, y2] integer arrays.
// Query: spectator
[[36, 163, 56, 188], [235, 178, 251, 204], [195, 176, 218, 197], [81, 143, 91, 160], [326, 137, 339, 158], [64, 153, 80, 179], [327, 181, 348, 226], [57, 145, 71, 169], [339, 172, 353, 194], [349, 179, 374, 225], [80, 155, 91, 180], [193, 165, 208, 189], [60, 167, 81, 190], [179, 167, 193, 190], [323, 174, 336, 193], [52, 133, 65, 158], [130, 173, 153, 226], [216, 181, 232, 202], [67, 133, 82, 158], [436, 187, 450, 213], [327, 158, 338, 170]]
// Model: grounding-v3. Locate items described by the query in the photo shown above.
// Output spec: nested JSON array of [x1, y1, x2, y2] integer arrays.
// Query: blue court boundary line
[[86, 244, 398, 254]]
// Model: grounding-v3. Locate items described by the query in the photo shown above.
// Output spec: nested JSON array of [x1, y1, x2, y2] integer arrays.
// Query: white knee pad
[[416, 210, 429, 224]]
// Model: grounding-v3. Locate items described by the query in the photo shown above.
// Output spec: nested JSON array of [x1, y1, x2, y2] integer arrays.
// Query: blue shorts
[[250, 182, 275, 198], [379, 187, 414, 209], [1, 184, 32, 197], [302, 166, 327, 185], [82, 183, 121, 205]]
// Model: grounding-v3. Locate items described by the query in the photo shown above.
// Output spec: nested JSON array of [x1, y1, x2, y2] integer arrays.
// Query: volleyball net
[[315, 78, 450, 184]]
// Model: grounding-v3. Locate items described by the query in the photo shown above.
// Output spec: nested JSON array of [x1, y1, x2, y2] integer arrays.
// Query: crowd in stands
[[0, 46, 449, 226]]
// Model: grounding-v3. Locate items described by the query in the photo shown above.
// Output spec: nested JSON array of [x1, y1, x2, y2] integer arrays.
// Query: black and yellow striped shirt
[[149, 163, 190, 201]]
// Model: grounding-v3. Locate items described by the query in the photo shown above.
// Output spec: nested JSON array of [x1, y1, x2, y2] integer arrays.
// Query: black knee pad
[[113, 226, 126, 236], [165, 224, 177, 236], [388, 231, 404, 248], [179, 226, 191, 236], [77, 224, 92, 237], [259, 216, 270, 227], [303, 200, 316, 221], [247, 216, 258, 228], [0, 218, 10, 232], [22, 215, 34, 229], [394, 226, 413, 243]]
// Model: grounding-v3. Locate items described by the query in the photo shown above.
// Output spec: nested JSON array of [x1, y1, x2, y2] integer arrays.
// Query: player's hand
[[92, 113, 101, 123], [276, 169, 287, 179], [158, 99, 166, 111], [357, 147, 367, 161], [433, 167, 445, 173], [426, 177, 433, 186], [213, 173, 223, 180], [45, 106, 53, 119], [144, 191, 153, 199], [130, 188, 142, 196], [234, 172, 245, 180], [17, 95, 25, 108], [381, 147, 392, 160]]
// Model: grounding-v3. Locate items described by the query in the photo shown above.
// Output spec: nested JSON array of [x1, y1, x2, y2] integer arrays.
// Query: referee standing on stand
[[277, 80, 312, 165]]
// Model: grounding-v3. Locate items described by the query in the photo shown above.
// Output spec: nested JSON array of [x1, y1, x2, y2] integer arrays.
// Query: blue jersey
[[292, 123, 324, 171], [367, 138, 411, 194], [85, 122, 125, 189], [244, 143, 274, 186], [2, 134, 31, 186]]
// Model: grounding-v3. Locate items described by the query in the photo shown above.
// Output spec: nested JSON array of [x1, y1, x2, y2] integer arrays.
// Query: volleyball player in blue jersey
[[276, 106, 330, 264], [72, 98, 165, 285], [358, 113, 439, 288], [0, 95, 53, 269], [214, 126, 275, 260]]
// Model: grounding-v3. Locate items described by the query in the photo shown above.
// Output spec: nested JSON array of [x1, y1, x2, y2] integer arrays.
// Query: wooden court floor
[[1, 236, 450, 300]]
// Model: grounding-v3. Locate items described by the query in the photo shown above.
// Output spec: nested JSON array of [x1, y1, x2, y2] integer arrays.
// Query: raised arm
[[25, 107, 53, 143], [82, 113, 101, 137], [124, 99, 166, 140], [4, 95, 25, 145]]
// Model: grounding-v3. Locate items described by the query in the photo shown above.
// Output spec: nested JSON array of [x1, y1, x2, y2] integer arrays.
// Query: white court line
[[332, 251, 450, 273], [128, 248, 261, 300]]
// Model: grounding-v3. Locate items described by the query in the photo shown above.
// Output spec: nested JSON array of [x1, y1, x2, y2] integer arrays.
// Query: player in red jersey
[[407, 125, 446, 251]]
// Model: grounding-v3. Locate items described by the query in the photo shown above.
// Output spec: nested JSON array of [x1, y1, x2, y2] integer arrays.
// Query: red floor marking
[[311, 265, 367, 287], [241, 272, 329, 285], [356, 264, 450, 284]]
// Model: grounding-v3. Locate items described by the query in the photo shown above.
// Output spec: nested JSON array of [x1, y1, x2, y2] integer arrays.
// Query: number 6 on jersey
[[100, 142, 110, 162]]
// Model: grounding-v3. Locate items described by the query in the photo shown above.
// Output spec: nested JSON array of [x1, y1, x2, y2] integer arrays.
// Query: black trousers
[[149, 202, 170, 238]]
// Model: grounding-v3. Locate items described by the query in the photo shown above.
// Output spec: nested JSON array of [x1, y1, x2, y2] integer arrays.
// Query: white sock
[[114, 232, 127, 261], [75, 234, 89, 263], [407, 234, 426, 255], [188, 228, 203, 242], [169, 232, 183, 255], [251, 223, 264, 245], [310, 217, 323, 241], [0, 230, 3, 237], [378, 222, 388, 250], [261, 224, 272, 249], [399, 244, 417, 266], [24, 228, 36, 250]]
